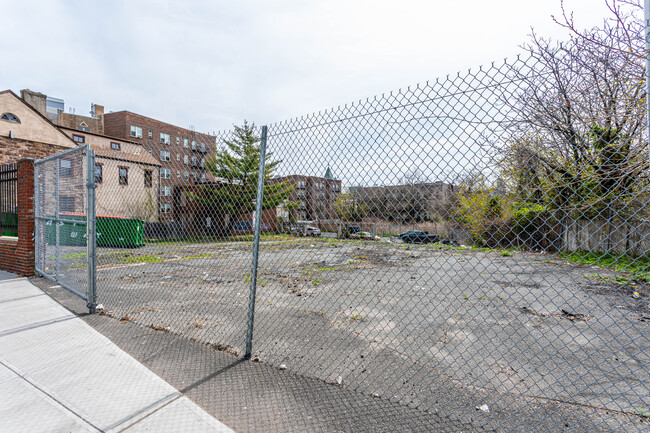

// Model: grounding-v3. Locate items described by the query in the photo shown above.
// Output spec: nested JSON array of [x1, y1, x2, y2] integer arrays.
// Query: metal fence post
[[244, 125, 268, 359], [55, 157, 60, 282], [646, 0, 650, 170], [86, 146, 97, 313]]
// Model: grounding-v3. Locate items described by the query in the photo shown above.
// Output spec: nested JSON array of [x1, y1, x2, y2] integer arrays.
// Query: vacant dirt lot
[[54, 236, 649, 432]]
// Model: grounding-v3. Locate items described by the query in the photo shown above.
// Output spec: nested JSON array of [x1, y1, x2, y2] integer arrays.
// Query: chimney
[[93, 104, 105, 134], [20, 89, 47, 117], [94, 104, 104, 118]]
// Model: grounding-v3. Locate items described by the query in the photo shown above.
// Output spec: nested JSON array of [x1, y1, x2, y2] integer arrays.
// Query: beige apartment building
[[59, 128, 161, 221], [0, 90, 161, 222]]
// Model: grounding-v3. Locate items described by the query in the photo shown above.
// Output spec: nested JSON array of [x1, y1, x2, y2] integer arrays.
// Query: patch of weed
[[560, 251, 650, 281]]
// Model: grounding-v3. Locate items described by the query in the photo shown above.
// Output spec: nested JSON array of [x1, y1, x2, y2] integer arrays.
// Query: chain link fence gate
[[34, 144, 97, 311], [88, 53, 648, 431]]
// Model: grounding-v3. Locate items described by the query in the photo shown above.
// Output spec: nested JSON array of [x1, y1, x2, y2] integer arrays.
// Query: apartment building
[[59, 127, 160, 221], [272, 167, 342, 221], [350, 181, 457, 222], [104, 111, 216, 221], [0, 90, 162, 222]]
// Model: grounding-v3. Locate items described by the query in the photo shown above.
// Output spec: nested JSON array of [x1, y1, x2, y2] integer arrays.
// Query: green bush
[[512, 204, 547, 232]]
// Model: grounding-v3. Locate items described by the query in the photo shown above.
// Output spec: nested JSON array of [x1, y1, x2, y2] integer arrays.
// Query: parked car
[[305, 226, 321, 237], [398, 230, 440, 244], [291, 225, 321, 237], [232, 220, 252, 233], [342, 225, 362, 238]]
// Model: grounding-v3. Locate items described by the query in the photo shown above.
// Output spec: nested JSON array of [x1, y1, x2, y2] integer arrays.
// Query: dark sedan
[[398, 230, 440, 244]]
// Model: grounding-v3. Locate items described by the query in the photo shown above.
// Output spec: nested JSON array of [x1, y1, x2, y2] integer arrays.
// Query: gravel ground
[[51, 237, 650, 432]]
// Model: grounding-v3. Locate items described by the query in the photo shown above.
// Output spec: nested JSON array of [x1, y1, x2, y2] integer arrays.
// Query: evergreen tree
[[190, 121, 294, 235]]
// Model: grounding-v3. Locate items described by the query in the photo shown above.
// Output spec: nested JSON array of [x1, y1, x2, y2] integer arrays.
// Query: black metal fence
[[0, 162, 17, 237]]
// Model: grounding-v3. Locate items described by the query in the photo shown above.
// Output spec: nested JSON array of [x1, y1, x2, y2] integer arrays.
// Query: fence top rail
[[34, 144, 87, 165]]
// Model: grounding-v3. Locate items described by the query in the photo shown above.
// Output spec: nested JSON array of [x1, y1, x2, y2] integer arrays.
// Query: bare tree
[[502, 0, 647, 222]]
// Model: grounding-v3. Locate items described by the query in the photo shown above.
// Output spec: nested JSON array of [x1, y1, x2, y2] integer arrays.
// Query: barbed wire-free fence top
[[82, 50, 650, 432]]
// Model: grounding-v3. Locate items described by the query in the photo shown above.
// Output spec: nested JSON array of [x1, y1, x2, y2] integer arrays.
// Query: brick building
[[350, 181, 457, 222], [1, 90, 163, 222], [272, 167, 342, 222], [0, 90, 76, 164], [104, 111, 216, 221], [58, 104, 105, 135], [20, 89, 105, 134]]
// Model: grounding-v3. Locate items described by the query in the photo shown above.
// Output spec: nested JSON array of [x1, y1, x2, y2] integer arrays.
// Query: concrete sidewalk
[[0, 277, 234, 433]]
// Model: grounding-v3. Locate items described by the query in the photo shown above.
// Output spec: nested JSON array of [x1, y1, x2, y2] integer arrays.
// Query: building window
[[111, 142, 121, 151], [297, 180, 305, 188], [160, 133, 171, 144], [60, 159, 73, 177], [200, 157, 205, 168], [1, 113, 20, 123], [144, 170, 152, 187], [176, 170, 180, 178], [94, 163, 103, 183], [78, 121, 90, 132], [130, 126, 142, 138], [148, 130, 153, 138], [148, 148, 152, 154], [161, 168, 170, 179], [176, 154, 180, 162], [191, 140, 196, 151], [200, 173, 206, 182], [160, 150, 170, 161], [119, 166, 128, 185], [184, 155, 189, 165], [183, 138, 188, 148], [191, 156, 197, 166], [176, 137, 180, 144], [200, 142, 205, 152], [161, 186, 171, 196], [160, 203, 171, 214], [60, 196, 75, 213], [184, 171, 189, 181], [72, 134, 85, 144]]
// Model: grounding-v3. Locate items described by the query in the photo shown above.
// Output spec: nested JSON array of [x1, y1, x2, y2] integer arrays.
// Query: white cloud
[[0, 0, 619, 134]]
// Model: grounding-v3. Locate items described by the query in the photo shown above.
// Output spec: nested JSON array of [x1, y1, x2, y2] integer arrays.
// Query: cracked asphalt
[[41, 237, 650, 432]]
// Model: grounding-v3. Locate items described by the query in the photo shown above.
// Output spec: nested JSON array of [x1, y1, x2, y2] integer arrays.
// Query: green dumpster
[[96, 216, 145, 247], [45, 214, 87, 246], [45, 213, 145, 247]]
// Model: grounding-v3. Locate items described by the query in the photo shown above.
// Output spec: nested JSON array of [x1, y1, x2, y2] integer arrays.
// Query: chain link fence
[[34, 145, 93, 302], [89, 52, 648, 432]]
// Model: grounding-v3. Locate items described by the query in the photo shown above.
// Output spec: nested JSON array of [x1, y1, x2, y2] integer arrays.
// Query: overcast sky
[[1, 0, 615, 134]]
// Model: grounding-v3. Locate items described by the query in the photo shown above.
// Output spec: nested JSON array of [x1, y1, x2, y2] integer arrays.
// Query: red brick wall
[[0, 158, 35, 275], [237, 208, 279, 233]]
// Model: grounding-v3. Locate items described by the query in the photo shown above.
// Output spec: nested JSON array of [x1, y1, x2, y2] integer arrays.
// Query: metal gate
[[34, 144, 97, 311]]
